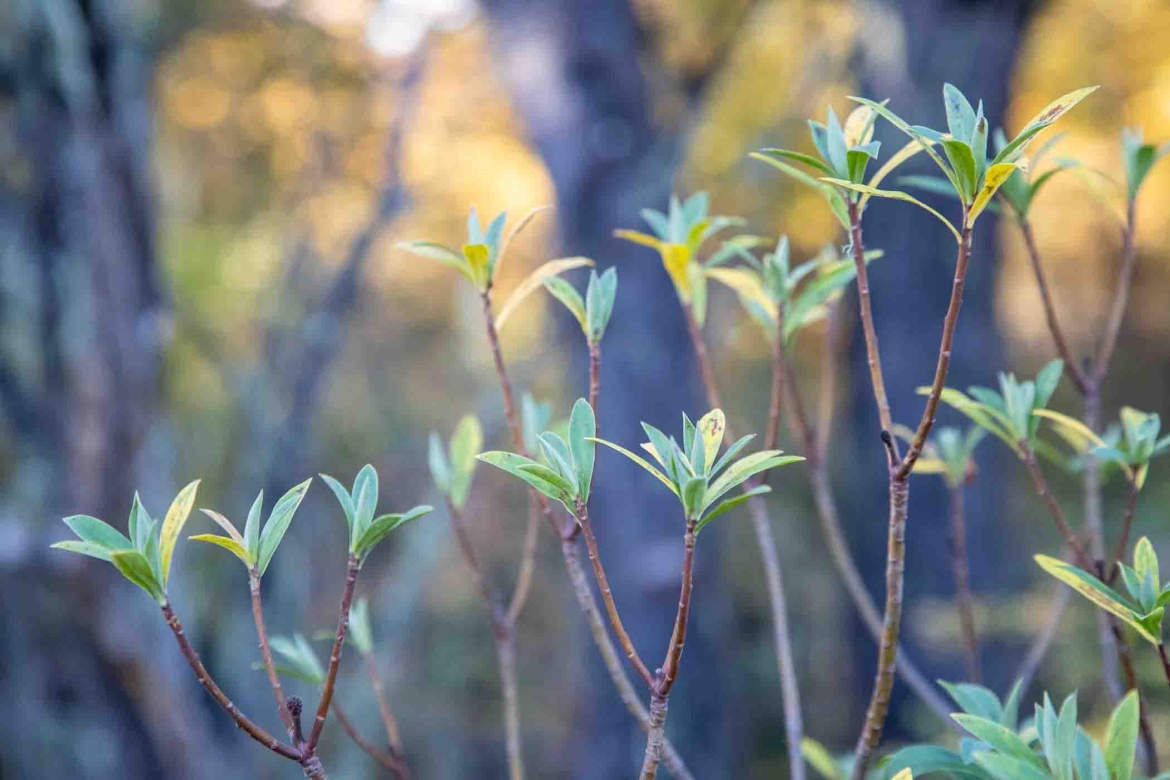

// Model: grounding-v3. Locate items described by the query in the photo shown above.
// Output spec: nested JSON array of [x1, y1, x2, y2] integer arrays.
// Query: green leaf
[[189, 534, 252, 567], [1034, 554, 1159, 645], [757, 148, 836, 176], [992, 86, 1098, 167], [953, 713, 1044, 766], [878, 745, 986, 780], [974, 752, 1050, 780], [270, 633, 325, 684], [822, 179, 962, 243], [197, 508, 246, 548], [449, 415, 482, 509], [800, 737, 842, 780], [129, 493, 150, 551], [320, 473, 356, 532], [711, 434, 756, 477], [428, 432, 451, 495], [543, 276, 587, 333], [898, 174, 964, 201], [749, 151, 851, 230], [569, 399, 596, 503], [160, 480, 201, 587], [943, 83, 977, 144], [942, 139, 978, 202], [51, 540, 113, 562], [348, 597, 374, 655], [939, 680, 1002, 721], [257, 478, 312, 577], [587, 437, 679, 496], [521, 393, 552, 455], [697, 409, 726, 469], [1134, 537, 1159, 601], [495, 257, 595, 331], [244, 492, 263, 559], [110, 549, 166, 604], [1104, 690, 1139, 780], [353, 505, 434, 561], [352, 465, 379, 542], [703, 450, 803, 510], [478, 451, 578, 506], [63, 514, 133, 552], [824, 107, 849, 177], [395, 241, 472, 282], [848, 96, 960, 194], [585, 267, 618, 343], [681, 476, 707, 518], [695, 485, 771, 535], [538, 432, 578, 493]]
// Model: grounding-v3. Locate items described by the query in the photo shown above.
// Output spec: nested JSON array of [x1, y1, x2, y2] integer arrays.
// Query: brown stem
[[1159, 644, 1170, 697], [588, 339, 602, 434], [946, 485, 980, 683], [816, 300, 844, 460], [249, 570, 296, 737], [1106, 482, 1141, 585], [506, 496, 541, 624], [159, 602, 300, 760], [333, 700, 410, 779], [846, 201, 897, 460], [364, 652, 404, 757], [851, 477, 909, 780], [1109, 618, 1159, 773], [898, 220, 973, 479], [560, 536, 694, 779], [765, 309, 787, 451], [575, 500, 654, 687], [1093, 199, 1138, 384], [638, 693, 670, 780], [307, 554, 360, 752], [1018, 216, 1087, 394], [1021, 443, 1093, 570]]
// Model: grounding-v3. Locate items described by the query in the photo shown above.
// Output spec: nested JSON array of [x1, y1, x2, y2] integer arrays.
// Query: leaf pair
[[926, 359, 1063, 457], [320, 465, 433, 564], [192, 479, 312, 576], [478, 398, 596, 514], [590, 409, 802, 532], [542, 267, 618, 345], [52, 481, 201, 605], [1121, 127, 1170, 202], [429, 416, 482, 509], [1036, 544, 1166, 646]]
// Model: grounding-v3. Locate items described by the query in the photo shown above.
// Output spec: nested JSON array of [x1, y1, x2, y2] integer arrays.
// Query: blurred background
[[3, 0, 1170, 777]]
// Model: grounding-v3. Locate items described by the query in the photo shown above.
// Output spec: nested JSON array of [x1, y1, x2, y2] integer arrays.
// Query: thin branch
[[588, 340, 602, 433], [1159, 644, 1170, 697], [159, 602, 300, 760], [333, 700, 410, 779], [816, 300, 844, 460], [1106, 481, 1141, 585], [1093, 199, 1139, 384], [249, 570, 296, 737], [1017, 216, 1087, 394], [846, 202, 897, 463], [1020, 444, 1092, 570], [946, 484, 980, 683], [506, 497, 541, 624], [574, 500, 655, 687], [307, 554, 360, 752], [363, 652, 405, 758]]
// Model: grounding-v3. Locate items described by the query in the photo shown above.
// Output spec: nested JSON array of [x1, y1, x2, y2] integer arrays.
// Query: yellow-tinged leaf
[[891, 770, 913, 780], [843, 104, 876, 148], [463, 243, 491, 289], [614, 229, 664, 251], [494, 256, 595, 330], [911, 457, 948, 475], [1032, 409, 1109, 450], [800, 738, 842, 780], [640, 441, 664, 465], [160, 480, 200, 587], [864, 140, 936, 206], [705, 268, 777, 317], [189, 534, 252, 566], [1019, 86, 1098, 134], [968, 163, 1019, 222], [824, 178, 961, 243], [698, 409, 726, 469], [661, 243, 692, 298], [1035, 554, 1159, 645], [198, 508, 245, 546], [1136, 462, 1149, 491], [588, 437, 679, 495], [498, 205, 553, 275]]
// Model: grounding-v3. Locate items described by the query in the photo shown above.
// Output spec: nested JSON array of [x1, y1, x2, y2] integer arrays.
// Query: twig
[[159, 602, 300, 760], [639, 518, 698, 780], [1159, 644, 1170, 697], [307, 554, 360, 752], [1106, 481, 1141, 585], [506, 496, 541, 624], [364, 652, 405, 757], [1017, 217, 1087, 393], [1020, 444, 1092, 570], [249, 570, 296, 736], [575, 500, 654, 687], [1093, 200, 1138, 384], [589, 340, 602, 433], [683, 302, 806, 780], [816, 300, 844, 459], [946, 485, 980, 683], [852, 209, 974, 780], [333, 700, 410, 779]]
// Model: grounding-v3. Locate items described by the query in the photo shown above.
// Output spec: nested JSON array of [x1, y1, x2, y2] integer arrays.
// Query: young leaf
[[543, 276, 587, 333], [941, 139, 977, 202], [189, 534, 252, 567], [697, 409, 726, 468], [498, 205, 553, 275], [1104, 690, 1139, 780], [395, 241, 472, 282], [585, 267, 618, 343], [428, 433, 451, 495], [63, 515, 133, 552], [706, 268, 775, 317], [695, 485, 771, 535], [160, 480, 201, 587], [588, 437, 679, 495], [110, 549, 166, 604], [939, 680, 1001, 722], [969, 163, 1021, 223], [1034, 554, 1159, 645], [348, 597, 374, 655], [992, 86, 1098, 167], [257, 478, 312, 577], [50, 540, 114, 561], [952, 714, 1044, 766], [710, 434, 756, 477], [352, 465, 379, 541], [494, 257, 595, 331], [198, 509, 246, 548], [569, 399, 596, 503], [822, 179, 962, 242], [320, 473, 356, 532], [353, 505, 434, 562], [703, 451, 803, 510], [478, 451, 578, 506], [757, 147, 836, 176], [681, 476, 707, 518], [449, 415, 482, 509], [244, 492, 263, 559], [270, 633, 326, 684]]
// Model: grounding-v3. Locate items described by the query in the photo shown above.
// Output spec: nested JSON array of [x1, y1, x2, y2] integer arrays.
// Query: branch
[[947, 484, 980, 683], [363, 652, 405, 758], [1106, 481, 1141, 585], [307, 554, 360, 752], [332, 699, 410, 779], [1020, 443, 1092, 570], [249, 570, 296, 737], [1018, 216, 1087, 394], [160, 602, 300, 760], [1093, 199, 1139, 384]]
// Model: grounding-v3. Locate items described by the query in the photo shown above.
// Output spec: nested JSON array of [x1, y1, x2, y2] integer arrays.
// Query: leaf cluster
[[192, 479, 312, 576], [429, 415, 483, 509], [541, 267, 618, 345], [319, 465, 433, 565]]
